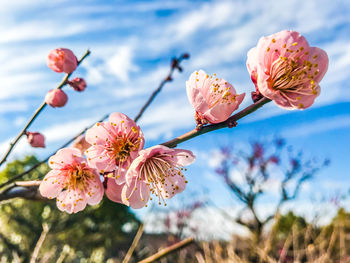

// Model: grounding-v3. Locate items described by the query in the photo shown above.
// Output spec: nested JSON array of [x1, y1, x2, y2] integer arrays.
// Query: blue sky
[[0, 0, 349, 233]]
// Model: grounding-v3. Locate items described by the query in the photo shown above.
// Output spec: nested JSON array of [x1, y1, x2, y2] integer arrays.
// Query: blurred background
[[0, 0, 349, 262]]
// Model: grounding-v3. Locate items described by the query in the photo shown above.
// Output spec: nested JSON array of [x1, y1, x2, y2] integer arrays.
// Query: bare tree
[[214, 138, 329, 242]]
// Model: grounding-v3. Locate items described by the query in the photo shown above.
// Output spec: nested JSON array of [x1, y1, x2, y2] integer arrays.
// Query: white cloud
[[105, 46, 139, 82]]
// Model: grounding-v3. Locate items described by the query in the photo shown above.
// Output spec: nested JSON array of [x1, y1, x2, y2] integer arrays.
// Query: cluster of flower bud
[[26, 48, 88, 149]]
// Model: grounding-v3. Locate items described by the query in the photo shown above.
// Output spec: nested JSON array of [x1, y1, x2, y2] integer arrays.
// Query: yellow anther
[[272, 38, 276, 43], [292, 42, 298, 46]]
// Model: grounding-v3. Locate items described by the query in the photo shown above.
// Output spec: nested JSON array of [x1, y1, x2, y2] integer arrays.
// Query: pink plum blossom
[[47, 48, 78, 73], [68, 77, 87, 92], [110, 145, 195, 209], [39, 148, 104, 214], [246, 30, 328, 109], [45, 89, 68, 108], [85, 112, 144, 184], [26, 132, 45, 148], [186, 70, 245, 125]]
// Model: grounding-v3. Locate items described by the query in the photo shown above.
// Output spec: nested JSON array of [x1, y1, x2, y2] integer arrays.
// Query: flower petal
[[39, 170, 65, 199], [48, 148, 82, 169], [56, 189, 87, 214]]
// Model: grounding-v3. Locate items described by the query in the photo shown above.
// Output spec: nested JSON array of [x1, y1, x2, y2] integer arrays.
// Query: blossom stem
[[0, 50, 91, 167], [162, 97, 271, 148]]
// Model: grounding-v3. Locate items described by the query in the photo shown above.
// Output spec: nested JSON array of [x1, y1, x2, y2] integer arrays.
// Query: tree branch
[[162, 97, 271, 148]]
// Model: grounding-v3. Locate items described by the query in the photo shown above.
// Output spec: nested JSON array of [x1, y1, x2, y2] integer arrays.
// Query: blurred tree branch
[[214, 139, 329, 242]]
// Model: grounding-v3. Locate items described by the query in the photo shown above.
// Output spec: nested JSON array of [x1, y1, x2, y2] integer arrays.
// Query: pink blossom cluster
[[39, 30, 329, 213], [40, 112, 196, 213]]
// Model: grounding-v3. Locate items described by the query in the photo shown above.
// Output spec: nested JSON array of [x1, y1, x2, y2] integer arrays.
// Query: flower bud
[[72, 135, 91, 154], [45, 89, 68, 108], [47, 48, 77, 73], [26, 132, 45, 148], [68, 77, 87, 92]]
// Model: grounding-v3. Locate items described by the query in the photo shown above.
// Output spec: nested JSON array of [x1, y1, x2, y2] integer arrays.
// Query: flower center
[[107, 138, 139, 164], [66, 163, 94, 191], [138, 154, 188, 205]]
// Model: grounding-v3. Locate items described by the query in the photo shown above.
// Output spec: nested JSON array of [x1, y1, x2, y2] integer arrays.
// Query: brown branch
[[138, 237, 194, 263], [0, 184, 43, 202], [0, 98, 270, 202], [0, 50, 91, 167], [123, 223, 144, 263], [162, 97, 271, 148]]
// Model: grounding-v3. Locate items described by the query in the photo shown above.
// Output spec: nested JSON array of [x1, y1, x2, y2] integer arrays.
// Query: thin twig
[[138, 237, 194, 263], [30, 223, 50, 263], [0, 50, 91, 167], [123, 223, 145, 263], [162, 97, 271, 148], [134, 54, 189, 122]]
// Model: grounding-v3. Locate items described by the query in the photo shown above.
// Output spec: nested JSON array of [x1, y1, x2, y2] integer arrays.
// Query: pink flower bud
[[72, 135, 91, 154], [26, 132, 45, 148], [186, 70, 245, 125], [45, 89, 68, 108], [47, 48, 78, 73], [68, 77, 87, 92]]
